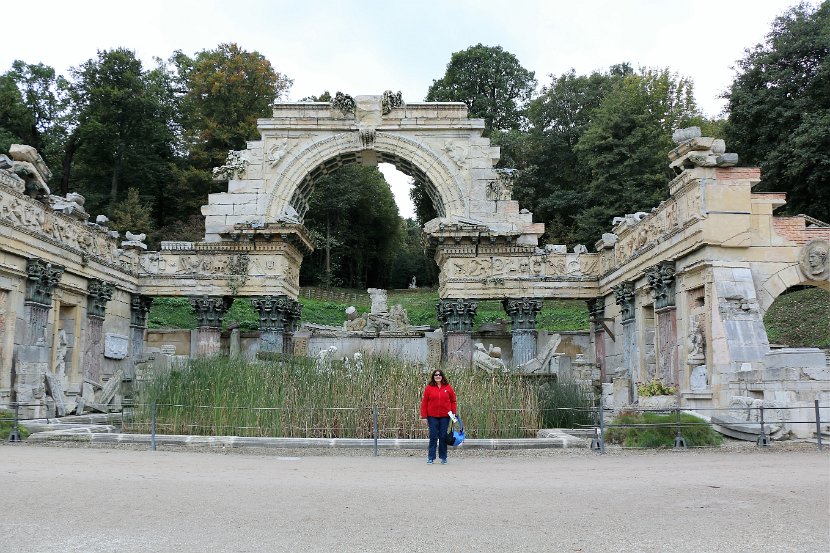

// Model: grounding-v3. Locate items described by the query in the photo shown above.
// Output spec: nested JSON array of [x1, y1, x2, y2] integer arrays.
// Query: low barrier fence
[[3, 400, 827, 453]]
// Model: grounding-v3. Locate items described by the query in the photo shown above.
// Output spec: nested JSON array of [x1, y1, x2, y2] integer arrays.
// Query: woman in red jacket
[[420, 369, 457, 465]]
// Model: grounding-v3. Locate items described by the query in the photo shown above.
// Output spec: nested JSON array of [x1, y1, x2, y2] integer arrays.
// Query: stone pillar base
[[196, 328, 222, 357], [511, 329, 537, 367], [445, 332, 472, 368]]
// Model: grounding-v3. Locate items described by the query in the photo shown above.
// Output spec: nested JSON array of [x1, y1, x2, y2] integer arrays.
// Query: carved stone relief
[[799, 239, 829, 281]]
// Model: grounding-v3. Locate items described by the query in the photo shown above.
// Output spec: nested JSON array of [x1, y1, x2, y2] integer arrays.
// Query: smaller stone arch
[[265, 130, 468, 224]]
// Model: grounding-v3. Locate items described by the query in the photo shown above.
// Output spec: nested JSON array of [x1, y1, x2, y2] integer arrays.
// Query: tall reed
[[128, 355, 548, 439]]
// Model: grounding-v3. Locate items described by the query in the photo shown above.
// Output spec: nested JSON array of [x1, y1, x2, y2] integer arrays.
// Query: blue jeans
[[427, 416, 450, 461]]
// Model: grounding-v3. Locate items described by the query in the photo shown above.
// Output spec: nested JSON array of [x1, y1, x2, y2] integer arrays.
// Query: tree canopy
[[426, 44, 536, 133], [725, 1, 830, 223]]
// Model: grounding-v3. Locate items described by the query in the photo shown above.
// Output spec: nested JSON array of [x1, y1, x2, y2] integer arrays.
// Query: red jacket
[[421, 384, 457, 418]]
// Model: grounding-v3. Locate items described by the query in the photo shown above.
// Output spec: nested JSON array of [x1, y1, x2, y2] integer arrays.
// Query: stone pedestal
[[446, 331, 472, 368], [437, 298, 478, 367], [260, 330, 284, 354], [511, 329, 537, 367], [504, 298, 542, 367]]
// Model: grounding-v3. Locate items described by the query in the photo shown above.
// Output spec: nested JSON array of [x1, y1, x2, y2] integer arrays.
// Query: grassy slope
[[148, 285, 830, 345], [149, 288, 590, 332]]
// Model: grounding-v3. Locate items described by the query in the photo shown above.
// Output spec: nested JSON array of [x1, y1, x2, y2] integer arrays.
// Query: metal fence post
[[757, 405, 771, 448], [815, 399, 823, 451], [8, 402, 22, 443], [373, 404, 379, 457], [151, 401, 157, 451], [674, 408, 687, 449]]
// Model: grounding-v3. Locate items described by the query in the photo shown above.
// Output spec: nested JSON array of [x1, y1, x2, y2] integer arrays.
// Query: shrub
[[605, 411, 722, 448], [637, 379, 676, 397], [0, 410, 29, 441]]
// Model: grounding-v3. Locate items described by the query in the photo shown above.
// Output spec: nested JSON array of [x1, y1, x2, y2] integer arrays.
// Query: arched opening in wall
[[293, 153, 442, 291], [764, 285, 830, 349]]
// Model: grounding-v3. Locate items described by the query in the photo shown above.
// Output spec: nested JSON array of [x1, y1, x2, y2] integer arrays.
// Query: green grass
[[0, 410, 29, 440], [148, 288, 590, 331], [537, 379, 596, 429], [764, 286, 830, 348], [604, 411, 723, 448], [129, 355, 547, 439]]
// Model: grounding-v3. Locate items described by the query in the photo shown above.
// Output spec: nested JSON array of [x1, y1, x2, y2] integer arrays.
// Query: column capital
[[645, 261, 676, 309], [190, 295, 233, 329], [87, 279, 115, 319], [130, 294, 154, 328], [503, 297, 543, 330], [613, 281, 636, 322], [436, 298, 478, 332], [586, 296, 605, 332], [251, 295, 302, 332], [25, 258, 64, 307]]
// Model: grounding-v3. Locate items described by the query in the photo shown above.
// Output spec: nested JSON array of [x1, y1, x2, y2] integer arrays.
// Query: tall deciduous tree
[[426, 44, 536, 134], [301, 165, 401, 289], [725, 1, 830, 222], [573, 69, 701, 245], [67, 48, 177, 213], [174, 43, 293, 170]]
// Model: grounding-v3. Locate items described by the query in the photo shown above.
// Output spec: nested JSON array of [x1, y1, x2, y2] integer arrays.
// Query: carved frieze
[[436, 298, 478, 332], [503, 297, 543, 330], [444, 252, 601, 282], [190, 295, 233, 329], [25, 258, 64, 307], [613, 281, 636, 322], [87, 279, 114, 320], [645, 261, 676, 310]]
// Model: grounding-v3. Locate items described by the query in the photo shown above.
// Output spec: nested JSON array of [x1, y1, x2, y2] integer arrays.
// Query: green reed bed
[[604, 411, 723, 448], [128, 355, 546, 439]]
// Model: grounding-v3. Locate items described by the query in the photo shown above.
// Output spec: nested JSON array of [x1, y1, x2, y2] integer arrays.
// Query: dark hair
[[428, 369, 449, 387]]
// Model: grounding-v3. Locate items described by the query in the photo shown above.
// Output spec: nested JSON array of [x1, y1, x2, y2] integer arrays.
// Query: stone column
[[251, 295, 302, 355], [437, 298, 478, 367], [613, 282, 637, 401], [16, 259, 64, 418], [127, 295, 153, 398], [83, 280, 114, 388], [646, 261, 678, 386], [587, 297, 606, 382], [190, 296, 233, 357], [503, 297, 543, 367]]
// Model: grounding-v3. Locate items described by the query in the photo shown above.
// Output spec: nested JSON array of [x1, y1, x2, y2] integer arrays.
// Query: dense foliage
[[2, 5, 825, 277], [605, 411, 723, 448], [764, 286, 830, 347], [725, 1, 830, 223]]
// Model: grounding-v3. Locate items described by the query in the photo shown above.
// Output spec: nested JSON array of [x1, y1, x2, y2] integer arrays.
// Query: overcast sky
[[2, 0, 805, 218]]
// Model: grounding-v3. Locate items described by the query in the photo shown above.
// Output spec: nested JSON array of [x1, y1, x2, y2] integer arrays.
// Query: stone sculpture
[[800, 239, 829, 280], [315, 345, 338, 372], [473, 342, 507, 373]]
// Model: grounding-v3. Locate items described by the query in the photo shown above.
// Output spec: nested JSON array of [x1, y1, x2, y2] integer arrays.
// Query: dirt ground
[[0, 442, 828, 553]]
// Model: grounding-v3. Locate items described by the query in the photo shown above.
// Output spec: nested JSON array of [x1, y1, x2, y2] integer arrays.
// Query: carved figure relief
[[799, 239, 829, 281], [443, 142, 468, 169], [266, 139, 289, 167]]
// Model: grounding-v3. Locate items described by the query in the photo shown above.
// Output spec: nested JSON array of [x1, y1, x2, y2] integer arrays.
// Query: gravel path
[[1, 442, 827, 553]]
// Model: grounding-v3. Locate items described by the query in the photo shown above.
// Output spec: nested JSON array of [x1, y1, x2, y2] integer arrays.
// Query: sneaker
[[440, 459, 448, 465], [427, 459, 434, 464]]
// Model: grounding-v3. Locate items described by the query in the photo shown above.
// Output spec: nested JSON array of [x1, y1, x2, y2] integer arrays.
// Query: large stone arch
[[265, 130, 468, 223]]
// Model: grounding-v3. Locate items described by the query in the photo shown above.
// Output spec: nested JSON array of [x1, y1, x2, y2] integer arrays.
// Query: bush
[[605, 411, 722, 448], [0, 410, 29, 441], [637, 379, 676, 397]]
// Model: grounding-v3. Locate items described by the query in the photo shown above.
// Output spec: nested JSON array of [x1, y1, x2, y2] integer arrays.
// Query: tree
[[573, 69, 701, 245], [426, 44, 536, 133], [725, 1, 830, 222], [66, 48, 178, 213], [0, 61, 69, 184], [109, 187, 155, 236], [511, 65, 631, 245], [174, 43, 293, 170], [301, 165, 401, 288]]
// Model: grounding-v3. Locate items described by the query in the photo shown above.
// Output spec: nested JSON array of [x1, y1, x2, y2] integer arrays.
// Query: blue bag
[[445, 417, 465, 446]]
